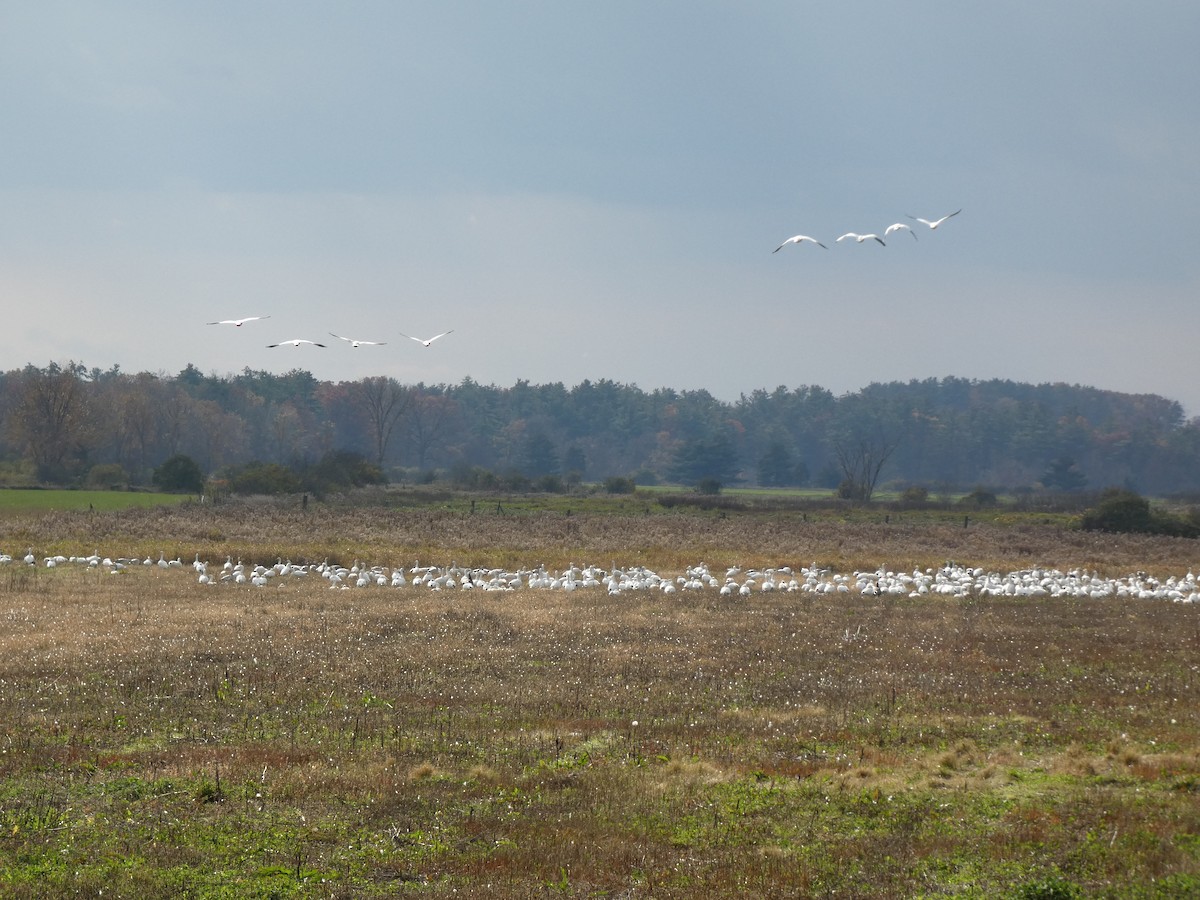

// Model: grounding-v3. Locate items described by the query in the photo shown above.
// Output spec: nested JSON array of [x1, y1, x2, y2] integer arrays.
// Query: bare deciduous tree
[[404, 393, 461, 469], [834, 434, 899, 502], [357, 376, 411, 467]]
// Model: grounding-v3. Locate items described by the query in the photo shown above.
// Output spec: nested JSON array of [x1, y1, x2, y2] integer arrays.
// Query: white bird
[[267, 339, 326, 348], [207, 316, 270, 326], [329, 333, 387, 348], [836, 233, 886, 246], [773, 234, 828, 252], [399, 330, 453, 347], [907, 209, 962, 229], [884, 223, 918, 241]]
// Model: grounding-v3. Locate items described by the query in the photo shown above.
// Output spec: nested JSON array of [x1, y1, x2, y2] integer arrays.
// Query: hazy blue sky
[[2, 2, 1198, 412]]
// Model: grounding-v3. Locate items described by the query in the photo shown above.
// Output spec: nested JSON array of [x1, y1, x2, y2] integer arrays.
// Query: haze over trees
[[2, 362, 1199, 496]]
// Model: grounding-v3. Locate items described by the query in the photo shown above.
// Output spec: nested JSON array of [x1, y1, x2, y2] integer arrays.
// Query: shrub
[[86, 463, 128, 490], [303, 450, 386, 495], [498, 470, 532, 492], [958, 487, 999, 509], [227, 461, 302, 496], [534, 474, 565, 493], [1081, 488, 1200, 537], [836, 479, 863, 501], [448, 463, 497, 490], [604, 476, 636, 495], [153, 454, 204, 494], [1080, 488, 1153, 533]]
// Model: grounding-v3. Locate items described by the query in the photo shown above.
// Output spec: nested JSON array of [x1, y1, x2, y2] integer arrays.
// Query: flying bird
[[884, 223, 918, 241], [399, 330, 454, 347], [907, 209, 962, 229], [836, 233, 886, 246], [267, 339, 326, 348], [207, 315, 270, 326], [329, 333, 386, 348], [773, 234, 828, 252]]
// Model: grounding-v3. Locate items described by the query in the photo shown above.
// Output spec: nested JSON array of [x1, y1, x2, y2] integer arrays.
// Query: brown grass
[[12, 496, 1200, 576], [0, 504, 1197, 897]]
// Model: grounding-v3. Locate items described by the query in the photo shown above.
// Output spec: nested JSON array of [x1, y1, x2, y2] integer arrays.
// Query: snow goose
[[836, 232, 886, 246], [773, 234, 828, 252], [329, 333, 387, 348], [398, 330, 453, 347], [267, 339, 326, 348], [883, 223, 918, 241], [207, 316, 270, 326], [907, 209, 961, 229]]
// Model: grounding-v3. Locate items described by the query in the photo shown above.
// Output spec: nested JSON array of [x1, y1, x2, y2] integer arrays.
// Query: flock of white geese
[[6, 550, 1197, 603], [203, 211, 962, 349], [774, 209, 961, 252], [206, 315, 453, 352]]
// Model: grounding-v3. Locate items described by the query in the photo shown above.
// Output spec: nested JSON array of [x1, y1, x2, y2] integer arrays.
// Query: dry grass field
[[1, 499, 1198, 898]]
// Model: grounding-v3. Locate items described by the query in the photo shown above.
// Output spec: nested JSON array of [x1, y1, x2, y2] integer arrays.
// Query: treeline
[[2, 361, 1199, 496]]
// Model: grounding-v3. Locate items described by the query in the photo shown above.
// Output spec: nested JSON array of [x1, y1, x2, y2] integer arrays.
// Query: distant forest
[[3, 362, 1199, 496]]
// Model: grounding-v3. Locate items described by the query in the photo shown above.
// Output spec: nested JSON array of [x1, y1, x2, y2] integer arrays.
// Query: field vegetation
[[0, 489, 192, 516], [0, 495, 1197, 897]]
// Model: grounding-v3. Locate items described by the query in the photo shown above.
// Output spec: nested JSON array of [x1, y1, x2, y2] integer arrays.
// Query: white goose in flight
[[836, 232, 886, 246], [907, 209, 962, 230], [773, 234, 828, 252], [884, 223, 918, 241], [399, 330, 454, 347], [329, 333, 386, 348], [267, 339, 326, 348], [207, 315, 270, 326]]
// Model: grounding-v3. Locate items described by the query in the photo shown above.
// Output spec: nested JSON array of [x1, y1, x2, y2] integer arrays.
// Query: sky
[[2, 2, 1198, 414]]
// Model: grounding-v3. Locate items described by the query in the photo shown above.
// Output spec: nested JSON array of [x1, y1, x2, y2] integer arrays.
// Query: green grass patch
[[0, 489, 193, 516]]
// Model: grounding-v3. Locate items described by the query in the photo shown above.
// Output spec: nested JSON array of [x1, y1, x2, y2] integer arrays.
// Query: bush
[[604, 476, 636, 495], [836, 479, 864, 501], [227, 462, 303, 496], [958, 487, 999, 509], [534, 474, 565, 493], [303, 450, 386, 495], [696, 477, 722, 495], [498, 470, 532, 492], [153, 454, 204, 494], [1081, 488, 1200, 537], [1080, 488, 1152, 533], [86, 463, 128, 490]]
